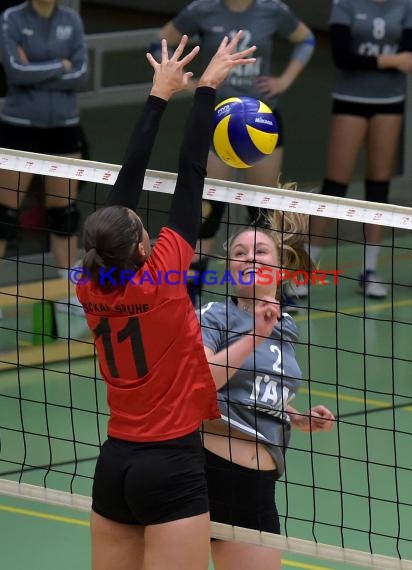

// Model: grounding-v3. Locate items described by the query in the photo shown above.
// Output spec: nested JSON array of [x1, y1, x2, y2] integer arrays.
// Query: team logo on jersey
[[22, 28, 34, 36], [56, 25, 72, 41], [355, 13, 367, 20]]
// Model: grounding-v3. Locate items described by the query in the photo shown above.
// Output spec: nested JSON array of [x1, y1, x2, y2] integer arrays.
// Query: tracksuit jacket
[[0, 1, 88, 127]]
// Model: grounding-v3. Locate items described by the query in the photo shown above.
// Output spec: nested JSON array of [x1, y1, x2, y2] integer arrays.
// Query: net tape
[[1, 147, 412, 228]]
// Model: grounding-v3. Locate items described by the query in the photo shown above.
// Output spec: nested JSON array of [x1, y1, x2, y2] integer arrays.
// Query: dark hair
[[82, 206, 144, 286]]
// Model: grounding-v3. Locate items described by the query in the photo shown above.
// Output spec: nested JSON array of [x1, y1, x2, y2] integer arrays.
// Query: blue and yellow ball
[[213, 97, 278, 169]]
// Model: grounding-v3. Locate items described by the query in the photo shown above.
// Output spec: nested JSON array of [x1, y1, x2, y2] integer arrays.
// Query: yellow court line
[[0, 503, 337, 570], [283, 561, 334, 570], [0, 504, 89, 527], [299, 387, 412, 413], [294, 298, 412, 322]]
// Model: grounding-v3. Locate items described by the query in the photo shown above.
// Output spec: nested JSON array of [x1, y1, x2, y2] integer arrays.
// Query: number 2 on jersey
[[270, 344, 284, 374], [93, 317, 148, 378]]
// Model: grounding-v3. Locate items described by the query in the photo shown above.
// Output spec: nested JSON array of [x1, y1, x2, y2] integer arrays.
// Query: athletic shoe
[[359, 271, 388, 298]]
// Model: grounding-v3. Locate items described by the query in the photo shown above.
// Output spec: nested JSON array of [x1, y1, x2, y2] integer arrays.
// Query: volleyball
[[213, 97, 278, 168]]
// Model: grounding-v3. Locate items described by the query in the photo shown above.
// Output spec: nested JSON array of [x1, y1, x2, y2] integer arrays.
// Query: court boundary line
[[0, 505, 335, 570]]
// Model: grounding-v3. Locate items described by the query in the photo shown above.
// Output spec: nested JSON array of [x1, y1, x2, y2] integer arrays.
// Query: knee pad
[[0, 204, 19, 240], [46, 204, 80, 237], [365, 179, 390, 204], [321, 179, 348, 198], [198, 200, 225, 240]]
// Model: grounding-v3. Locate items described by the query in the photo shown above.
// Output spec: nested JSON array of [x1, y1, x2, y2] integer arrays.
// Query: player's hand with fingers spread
[[291, 405, 335, 433], [146, 35, 200, 100], [199, 30, 256, 89], [253, 296, 281, 342]]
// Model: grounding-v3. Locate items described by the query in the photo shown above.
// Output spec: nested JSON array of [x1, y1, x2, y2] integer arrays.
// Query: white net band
[[1, 147, 412, 229], [1, 149, 411, 570]]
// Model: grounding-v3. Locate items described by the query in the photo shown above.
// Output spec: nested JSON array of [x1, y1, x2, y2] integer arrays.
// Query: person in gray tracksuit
[[0, 0, 88, 280]]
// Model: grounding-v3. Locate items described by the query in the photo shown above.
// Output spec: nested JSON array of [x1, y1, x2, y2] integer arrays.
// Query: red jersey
[[77, 227, 220, 442]]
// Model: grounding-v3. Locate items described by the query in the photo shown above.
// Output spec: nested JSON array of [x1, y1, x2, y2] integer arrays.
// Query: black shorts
[[332, 99, 405, 118], [92, 431, 209, 526], [205, 448, 280, 534], [0, 121, 82, 155]]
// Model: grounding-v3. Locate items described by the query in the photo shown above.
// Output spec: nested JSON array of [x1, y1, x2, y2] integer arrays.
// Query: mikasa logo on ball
[[217, 105, 230, 116], [255, 117, 273, 125]]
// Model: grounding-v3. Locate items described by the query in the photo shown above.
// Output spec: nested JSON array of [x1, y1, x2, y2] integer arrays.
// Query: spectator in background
[[156, 0, 315, 308], [0, 0, 88, 285], [308, 0, 412, 298], [0, 1, 31, 94]]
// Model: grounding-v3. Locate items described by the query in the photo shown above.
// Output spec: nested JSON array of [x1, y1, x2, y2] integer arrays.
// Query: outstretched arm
[[167, 32, 256, 247], [105, 36, 199, 209]]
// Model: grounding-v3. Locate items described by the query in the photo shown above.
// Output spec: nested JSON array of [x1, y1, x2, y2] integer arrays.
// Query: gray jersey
[[173, 0, 299, 108], [198, 299, 302, 475], [331, 0, 412, 103]]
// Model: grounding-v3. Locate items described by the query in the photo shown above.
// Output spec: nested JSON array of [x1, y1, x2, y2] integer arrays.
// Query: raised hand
[[198, 30, 256, 89], [146, 35, 200, 100], [253, 296, 281, 341]]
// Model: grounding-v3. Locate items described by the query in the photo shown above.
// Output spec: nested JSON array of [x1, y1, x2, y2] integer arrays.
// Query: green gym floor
[[1, 234, 411, 570]]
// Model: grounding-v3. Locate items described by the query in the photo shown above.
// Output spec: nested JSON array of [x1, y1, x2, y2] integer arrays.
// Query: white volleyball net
[[0, 149, 411, 570]]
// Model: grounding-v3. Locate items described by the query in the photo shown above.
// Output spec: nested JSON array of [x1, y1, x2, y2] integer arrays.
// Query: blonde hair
[[225, 181, 315, 279]]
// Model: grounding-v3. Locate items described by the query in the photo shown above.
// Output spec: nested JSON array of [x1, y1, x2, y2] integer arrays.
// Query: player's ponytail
[[263, 180, 314, 274], [81, 247, 105, 284], [266, 209, 313, 274], [82, 205, 145, 286]]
